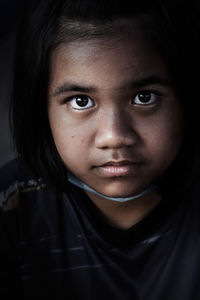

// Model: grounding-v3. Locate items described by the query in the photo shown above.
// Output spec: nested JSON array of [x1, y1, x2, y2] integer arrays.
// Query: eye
[[132, 91, 159, 106], [68, 95, 94, 110]]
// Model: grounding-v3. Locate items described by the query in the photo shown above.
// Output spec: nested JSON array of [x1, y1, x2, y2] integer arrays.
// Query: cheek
[[48, 109, 93, 167], [53, 129, 87, 162], [144, 109, 184, 168]]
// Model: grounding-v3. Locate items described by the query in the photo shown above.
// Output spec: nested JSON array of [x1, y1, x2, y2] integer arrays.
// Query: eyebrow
[[52, 75, 172, 97]]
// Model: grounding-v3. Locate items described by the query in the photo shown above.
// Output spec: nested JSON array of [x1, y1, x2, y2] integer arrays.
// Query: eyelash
[[133, 90, 162, 106], [63, 90, 162, 110]]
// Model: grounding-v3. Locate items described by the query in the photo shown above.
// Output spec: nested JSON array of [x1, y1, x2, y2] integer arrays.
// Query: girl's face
[[48, 34, 184, 199]]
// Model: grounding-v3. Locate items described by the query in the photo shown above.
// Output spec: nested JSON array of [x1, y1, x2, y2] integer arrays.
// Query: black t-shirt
[[1, 158, 200, 300]]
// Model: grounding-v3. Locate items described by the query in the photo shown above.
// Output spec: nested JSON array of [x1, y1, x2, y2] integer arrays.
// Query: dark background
[[0, 1, 25, 167]]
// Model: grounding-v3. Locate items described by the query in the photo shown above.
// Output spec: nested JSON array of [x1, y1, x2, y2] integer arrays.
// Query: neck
[[67, 171, 161, 229], [86, 190, 162, 230]]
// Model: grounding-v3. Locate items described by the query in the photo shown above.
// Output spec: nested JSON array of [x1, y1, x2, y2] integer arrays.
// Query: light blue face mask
[[67, 172, 158, 203]]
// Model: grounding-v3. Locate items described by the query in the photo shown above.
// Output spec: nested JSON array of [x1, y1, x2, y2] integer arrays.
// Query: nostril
[[94, 110, 138, 149], [95, 129, 138, 150]]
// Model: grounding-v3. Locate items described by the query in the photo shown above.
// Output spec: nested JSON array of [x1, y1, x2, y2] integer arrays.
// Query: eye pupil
[[138, 92, 151, 103], [76, 96, 89, 107]]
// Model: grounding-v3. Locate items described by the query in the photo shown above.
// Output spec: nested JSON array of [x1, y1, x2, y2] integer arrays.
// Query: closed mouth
[[99, 160, 142, 167], [94, 160, 143, 177]]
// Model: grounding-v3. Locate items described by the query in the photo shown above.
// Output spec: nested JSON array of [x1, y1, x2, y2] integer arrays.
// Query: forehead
[[49, 34, 169, 93]]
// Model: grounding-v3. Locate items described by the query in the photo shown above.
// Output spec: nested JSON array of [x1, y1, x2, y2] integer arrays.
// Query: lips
[[94, 160, 142, 177], [101, 160, 136, 167]]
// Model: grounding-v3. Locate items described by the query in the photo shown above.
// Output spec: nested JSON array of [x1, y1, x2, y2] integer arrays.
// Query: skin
[[48, 33, 184, 229]]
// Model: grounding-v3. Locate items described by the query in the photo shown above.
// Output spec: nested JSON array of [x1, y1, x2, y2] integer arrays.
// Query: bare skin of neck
[[86, 191, 162, 230]]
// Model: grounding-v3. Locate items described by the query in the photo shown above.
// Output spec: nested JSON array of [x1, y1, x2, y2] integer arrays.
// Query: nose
[[95, 108, 138, 150]]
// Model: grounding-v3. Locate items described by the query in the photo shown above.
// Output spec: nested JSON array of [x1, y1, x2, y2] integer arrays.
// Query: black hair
[[10, 0, 200, 196]]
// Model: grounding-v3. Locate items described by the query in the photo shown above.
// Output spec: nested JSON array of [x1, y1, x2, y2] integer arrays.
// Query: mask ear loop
[[67, 171, 158, 203]]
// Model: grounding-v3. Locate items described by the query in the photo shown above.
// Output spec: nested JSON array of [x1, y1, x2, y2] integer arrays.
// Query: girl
[[1, 0, 200, 299]]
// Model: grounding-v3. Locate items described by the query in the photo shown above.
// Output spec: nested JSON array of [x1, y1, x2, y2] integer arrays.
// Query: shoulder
[[0, 158, 46, 210]]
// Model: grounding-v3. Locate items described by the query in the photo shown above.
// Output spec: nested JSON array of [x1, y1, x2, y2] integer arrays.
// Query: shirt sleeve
[[0, 209, 22, 297], [0, 159, 29, 298]]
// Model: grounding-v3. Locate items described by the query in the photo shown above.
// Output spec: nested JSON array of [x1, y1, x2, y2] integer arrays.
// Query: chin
[[98, 183, 142, 198]]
